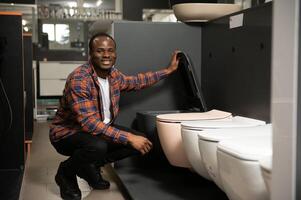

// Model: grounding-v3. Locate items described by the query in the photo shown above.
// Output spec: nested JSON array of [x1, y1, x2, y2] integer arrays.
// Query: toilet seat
[[156, 109, 231, 168], [181, 117, 266, 183], [259, 155, 272, 196], [157, 109, 232, 123], [197, 123, 271, 142], [181, 116, 266, 130], [217, 136, 272, 200], [218, 136, 272, 160]]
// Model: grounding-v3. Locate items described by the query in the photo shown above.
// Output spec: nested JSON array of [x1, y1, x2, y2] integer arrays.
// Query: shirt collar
[[88, 59, 115, 77]]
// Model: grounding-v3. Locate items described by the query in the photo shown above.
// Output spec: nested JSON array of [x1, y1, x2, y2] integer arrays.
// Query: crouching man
[[49, 32, 179, 200]]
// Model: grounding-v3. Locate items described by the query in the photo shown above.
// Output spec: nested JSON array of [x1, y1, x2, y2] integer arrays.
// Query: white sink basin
[[172, 3, 242, 22]]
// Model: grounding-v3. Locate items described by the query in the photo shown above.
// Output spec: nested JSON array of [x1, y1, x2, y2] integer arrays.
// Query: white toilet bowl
[[156, 109, 231, 168], [259, 155, 272, 196], [217, 135, 272, 200], [196, 124, 271, 190], [181, 116, 266, 181]]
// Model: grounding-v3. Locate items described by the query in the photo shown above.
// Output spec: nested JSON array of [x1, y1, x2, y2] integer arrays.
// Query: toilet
[[217, 134, 272, 200], [180, 117, 266, 183], [196, 124, 271, 189], [259, 155, 272, 196], [156, 109, 232, 168]]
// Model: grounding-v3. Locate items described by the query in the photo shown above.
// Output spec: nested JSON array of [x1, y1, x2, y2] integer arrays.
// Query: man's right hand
[[127, 133, 153, 155]]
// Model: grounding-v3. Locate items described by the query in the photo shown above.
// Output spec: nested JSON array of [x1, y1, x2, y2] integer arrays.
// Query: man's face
[[90, 36, 116, 70]]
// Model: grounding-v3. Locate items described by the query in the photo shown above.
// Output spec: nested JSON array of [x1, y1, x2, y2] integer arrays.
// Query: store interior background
[[0, 0, 299, 200]]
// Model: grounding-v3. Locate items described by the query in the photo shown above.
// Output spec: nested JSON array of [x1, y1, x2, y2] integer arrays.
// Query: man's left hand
[[166, 50, 181, 74]]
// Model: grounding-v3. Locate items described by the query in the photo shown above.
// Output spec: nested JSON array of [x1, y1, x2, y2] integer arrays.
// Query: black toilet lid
[[177, 52, 207, 112]]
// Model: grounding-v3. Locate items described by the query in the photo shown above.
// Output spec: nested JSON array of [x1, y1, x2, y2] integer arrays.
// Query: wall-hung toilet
[[196, 124, 271, 189], [153, 51, 232, 168], [259, 155, 272, 196], [217, 134, 272, 200], [156, 110, 232, 168], [180, 117, 266, 182], [136, 110, 184, 165]]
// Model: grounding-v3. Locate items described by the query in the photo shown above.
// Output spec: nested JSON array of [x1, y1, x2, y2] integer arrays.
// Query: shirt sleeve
[[118, 68, 169, 91], [67, 77, 129, 144]]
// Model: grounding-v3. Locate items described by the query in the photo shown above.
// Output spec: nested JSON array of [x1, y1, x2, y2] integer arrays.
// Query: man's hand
[[127, 133, 153, 155], [166, 50, 181, 74]]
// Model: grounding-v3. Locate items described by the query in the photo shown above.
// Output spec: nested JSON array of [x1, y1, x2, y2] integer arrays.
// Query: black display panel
[[0, 13, 25, 200], [202, 2, 272, 122], [0, 36, 10, 138], [113, 21, 202, 127], [0, 14, 25, 168], [0, 14, 24, 167], [1, 0, 35, 4]]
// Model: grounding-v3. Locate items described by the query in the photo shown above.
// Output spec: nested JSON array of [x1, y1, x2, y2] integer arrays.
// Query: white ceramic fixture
[[181, 117, 266, 185], [156, 109, 232, 168], [172, 3, 242, 22], [259, 155, 272, 196], [196, 124, 271, 190], [217, 135, 272, 200]]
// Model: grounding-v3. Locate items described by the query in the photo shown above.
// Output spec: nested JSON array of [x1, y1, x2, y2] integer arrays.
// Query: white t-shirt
[[97, 77, 111, 124]]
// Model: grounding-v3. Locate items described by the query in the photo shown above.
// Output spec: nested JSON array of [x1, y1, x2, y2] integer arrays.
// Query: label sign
[[230, 13, 244, 29]]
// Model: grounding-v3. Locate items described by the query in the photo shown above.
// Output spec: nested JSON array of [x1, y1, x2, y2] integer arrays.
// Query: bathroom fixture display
[[112, 4, 273, 200], [155, 52, 231, 168], [136, 51, 209, 167], [172, 3, 242, 22], [181, 117, 266, 183], [135, 48, 206, 154], [217, 134, 272, 200]]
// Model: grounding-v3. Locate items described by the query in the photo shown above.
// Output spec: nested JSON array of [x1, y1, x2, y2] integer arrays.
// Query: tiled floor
[[20, 122, 125, 200]]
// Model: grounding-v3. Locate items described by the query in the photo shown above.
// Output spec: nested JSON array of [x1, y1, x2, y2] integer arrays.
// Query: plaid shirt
[[49, 62, 169, 144]]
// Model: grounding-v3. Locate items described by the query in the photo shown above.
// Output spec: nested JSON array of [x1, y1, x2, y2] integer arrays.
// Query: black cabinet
[[0, 12, 25, 200]]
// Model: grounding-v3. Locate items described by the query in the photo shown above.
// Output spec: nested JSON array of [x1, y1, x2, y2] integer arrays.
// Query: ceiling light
[[69, 8, 75, 16], [24, 27, 29, 32], [83, 3, 92, 8], [67, 2, 77, 8], [96, 0, 103, 7]]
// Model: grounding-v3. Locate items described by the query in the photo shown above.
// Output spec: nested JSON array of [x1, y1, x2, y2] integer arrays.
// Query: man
[[50, 32, 179, 200]]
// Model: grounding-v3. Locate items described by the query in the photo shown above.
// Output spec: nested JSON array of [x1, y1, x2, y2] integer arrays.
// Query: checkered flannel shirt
[[49, 62, 169, 144]]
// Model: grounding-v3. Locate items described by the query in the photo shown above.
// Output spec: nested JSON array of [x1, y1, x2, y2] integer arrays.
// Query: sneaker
[[77, 164, 110, 190], [55, 162, 82, 200]]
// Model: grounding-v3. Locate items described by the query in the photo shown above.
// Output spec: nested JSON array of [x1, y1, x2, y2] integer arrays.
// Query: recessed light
[[96, 0, 103, 7]]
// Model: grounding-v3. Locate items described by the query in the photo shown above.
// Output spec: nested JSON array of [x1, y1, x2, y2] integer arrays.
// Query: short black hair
[[88, 32, 116, 53]]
